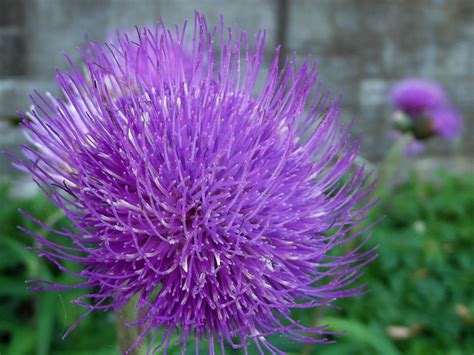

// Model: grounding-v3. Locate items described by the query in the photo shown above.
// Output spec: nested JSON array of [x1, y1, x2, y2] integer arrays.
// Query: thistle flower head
[[390, 78, 447, 116], [429, 106, 462, 140], [16, 14, 375, 354], [389, 78, 462, 154]]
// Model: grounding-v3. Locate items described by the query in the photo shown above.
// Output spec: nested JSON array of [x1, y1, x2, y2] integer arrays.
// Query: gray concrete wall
[[1, 0, 473, 176]]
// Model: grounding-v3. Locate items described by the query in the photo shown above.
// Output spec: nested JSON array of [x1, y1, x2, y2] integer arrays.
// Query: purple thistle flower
[[390, 131, 425, 156], [429, 107, 463, 140], [15, 14, 376, 354], [404, 139, 425, 156], [100, 26, 195, 88], [389, 78, 462, 151], [390, 78, 447, 116]]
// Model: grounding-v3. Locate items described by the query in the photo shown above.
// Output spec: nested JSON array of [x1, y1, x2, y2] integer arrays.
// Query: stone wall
[[1, 0, 473, 175]]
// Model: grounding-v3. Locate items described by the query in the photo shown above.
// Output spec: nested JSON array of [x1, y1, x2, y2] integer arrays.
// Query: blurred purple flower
[[390, 78, 447, 116], [429, 107, 463, 140], [389, 78, 462, 153], [390, 131, 425, 156], [100, 26, 195, 87], [405, 139, 425, 156], [15, 14, 376, 354]]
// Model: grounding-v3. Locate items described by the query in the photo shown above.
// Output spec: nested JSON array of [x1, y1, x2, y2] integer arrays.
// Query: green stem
[[353, 155, 377, 175], [116, 298, 146, 355], [302, 306, 327, 355], [376, 134, 412, 199]]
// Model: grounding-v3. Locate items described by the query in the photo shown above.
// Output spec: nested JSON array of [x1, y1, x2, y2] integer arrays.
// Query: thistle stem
[[302, 306, 326, 355], [116, 298, 146, 355], [376, 133, 411, 199]]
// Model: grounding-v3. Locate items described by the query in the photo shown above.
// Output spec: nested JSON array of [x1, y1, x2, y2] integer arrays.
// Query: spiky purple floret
[[16, 14, 376, 354], [390, 78, 447, 116]]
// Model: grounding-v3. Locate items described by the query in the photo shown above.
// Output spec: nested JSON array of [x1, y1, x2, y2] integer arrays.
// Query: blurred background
[[0, 0, 473, 354]]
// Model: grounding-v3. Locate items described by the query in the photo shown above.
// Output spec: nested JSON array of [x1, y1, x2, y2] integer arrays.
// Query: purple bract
[[16, 13, 376, 354]]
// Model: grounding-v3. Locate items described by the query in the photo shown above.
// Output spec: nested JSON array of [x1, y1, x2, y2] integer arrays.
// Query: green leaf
[[36, 291, 57, 355], [4, 325, 36, 355], [320, 317, 400, 355], [0, 276, 29, 297], [0, 235, 37, 276]]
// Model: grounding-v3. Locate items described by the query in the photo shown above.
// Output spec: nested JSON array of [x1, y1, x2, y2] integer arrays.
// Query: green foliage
[[0, 172, 473, 354], [0, 185, 117, 355], [310, 172, 474, 355]]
